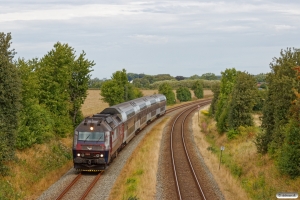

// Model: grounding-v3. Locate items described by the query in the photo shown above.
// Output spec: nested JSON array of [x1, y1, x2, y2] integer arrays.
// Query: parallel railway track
[[55, 98, 212, 200]]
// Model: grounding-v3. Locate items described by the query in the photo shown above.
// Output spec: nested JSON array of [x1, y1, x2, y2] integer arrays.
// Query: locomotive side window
[[78, 132, 105, 142]]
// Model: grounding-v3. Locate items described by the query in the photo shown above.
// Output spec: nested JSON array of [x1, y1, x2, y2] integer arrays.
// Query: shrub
[[176, 86, 191, 102], [227, 129, 239, 140]]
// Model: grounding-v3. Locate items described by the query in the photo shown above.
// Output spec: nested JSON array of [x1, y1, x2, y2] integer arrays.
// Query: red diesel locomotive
[[73, 94, 166, 171]]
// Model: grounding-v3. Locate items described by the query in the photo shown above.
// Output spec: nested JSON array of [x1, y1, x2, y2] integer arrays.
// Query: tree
[[37, 42, 94, 135], [89, 77, 104, 88], [189, 74, 201, 80], [175, 76, 185, 81], [192, 80, 204, 99], [176, 87, 191, 102], [209, 82, 220, 116], [101, 69, 142, 106], [69, 51, 94, 125], [215, 68, 237, 133], [101, 80, 124, 106], [159, 82, 176, 105], [227, 71, 257, 130], [16, 58, 54, 149], [0, 32, 21, 174], [277, 66, 300, 178], [201, 73, 217, 80], [258, 48, 300, 155]]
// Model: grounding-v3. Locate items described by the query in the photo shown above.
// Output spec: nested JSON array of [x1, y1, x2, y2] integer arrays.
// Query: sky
[[1, 0, 300, 79]]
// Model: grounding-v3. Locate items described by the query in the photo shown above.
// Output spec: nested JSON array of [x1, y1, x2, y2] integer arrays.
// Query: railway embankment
[[196, 106, 300, 200]]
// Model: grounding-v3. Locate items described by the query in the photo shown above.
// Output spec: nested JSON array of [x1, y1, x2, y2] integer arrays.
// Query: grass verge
[[108, 117, 169, 200], [0, 136, 73, 200], [198, 109, 300, 200]]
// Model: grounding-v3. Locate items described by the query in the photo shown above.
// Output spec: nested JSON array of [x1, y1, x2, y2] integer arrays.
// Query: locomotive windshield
[[78, 132, 105, 142]]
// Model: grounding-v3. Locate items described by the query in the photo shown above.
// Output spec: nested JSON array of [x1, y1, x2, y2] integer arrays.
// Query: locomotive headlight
[[77, 153, 80, 157], [100, 154, 104, 158]]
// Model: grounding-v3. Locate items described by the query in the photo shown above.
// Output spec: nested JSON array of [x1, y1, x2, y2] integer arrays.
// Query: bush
[[227, 129, 239, 140], [176, 86, 191, 102], [277, 120, 300, 178], [17, 104, 55, 149]]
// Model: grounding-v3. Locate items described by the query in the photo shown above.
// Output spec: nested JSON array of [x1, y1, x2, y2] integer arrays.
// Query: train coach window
[[78, 132, 105, 142]]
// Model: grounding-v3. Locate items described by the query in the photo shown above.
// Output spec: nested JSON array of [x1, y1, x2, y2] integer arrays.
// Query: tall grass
[[109, 118, 169, 200], [198, 110, 300, 200]]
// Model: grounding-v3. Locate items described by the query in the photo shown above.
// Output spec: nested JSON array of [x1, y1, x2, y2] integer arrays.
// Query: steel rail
[[56, 173, 82, 200], [79, 171, 104, 200], [166, 98, 212, 114], [181, 106, 207, 200], [170, 101, 210, 200]]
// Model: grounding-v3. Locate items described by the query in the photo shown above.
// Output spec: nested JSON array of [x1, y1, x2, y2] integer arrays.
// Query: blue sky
[[1, 0, 300, 79]]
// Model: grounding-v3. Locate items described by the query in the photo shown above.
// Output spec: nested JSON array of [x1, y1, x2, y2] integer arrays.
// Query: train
[[72, 94, 167, 171]]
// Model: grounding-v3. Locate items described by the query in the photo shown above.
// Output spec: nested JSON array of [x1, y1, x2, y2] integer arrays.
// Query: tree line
[[0, 33, 94, 174], [209, 48, 300, 178]]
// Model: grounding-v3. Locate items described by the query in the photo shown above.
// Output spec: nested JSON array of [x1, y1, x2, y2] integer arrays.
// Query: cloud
[[130, 34, 168, 44], [274, 25, 296, 31]]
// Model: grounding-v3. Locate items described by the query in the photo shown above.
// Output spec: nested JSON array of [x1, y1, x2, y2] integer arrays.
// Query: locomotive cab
[[73, 119, 112, 171]]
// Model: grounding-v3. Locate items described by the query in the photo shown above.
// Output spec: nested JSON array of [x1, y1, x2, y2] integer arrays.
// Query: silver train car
[[72, 94, 166, 171]]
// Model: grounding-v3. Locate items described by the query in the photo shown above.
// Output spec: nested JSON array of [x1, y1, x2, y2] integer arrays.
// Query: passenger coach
[[73, 94, 166, 171]]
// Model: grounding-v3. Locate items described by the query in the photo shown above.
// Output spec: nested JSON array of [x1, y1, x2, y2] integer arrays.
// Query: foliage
[[253, 89, 266, 111], [201, 72, 217, 80], [192, 80, 204, 99], [254, 73, 267, 82], [88, 77, 104, 89], [17, 58, 55, 149], [153, 74, 175, 82], [0, 32, 21, 175], [277, 120, 300, 178], [176, 87, 191, 102], [101, 69, 142, 106], [101, 79, 125, 106], [209, 82, 220, 116], [189, 74, 201, 80], [175, 76, 185, 81], [158, 83, 176, 105], [37, 43, 72, 136], [227, 129, 239, 140], [68, 51, 94, 125], [227, 72, 257, 130], [277, 67, 300, 178], [132, 78, 150, 89], [150, 79, 218, 90], [258, 48, 300, 155], [215, 68, 237, 133]]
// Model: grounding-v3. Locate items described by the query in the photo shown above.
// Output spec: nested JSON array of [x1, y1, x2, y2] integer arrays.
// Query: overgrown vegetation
[[0, 32, 22, 175], [209, 48, 300, 179], [199, 112, 300, 200]]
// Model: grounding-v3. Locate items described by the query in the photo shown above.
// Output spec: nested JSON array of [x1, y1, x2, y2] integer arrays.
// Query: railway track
[[56, 171, 103, 200], [166, 98, 212, 114], [55, 98, 212, 200], [170, 102, 210, 200]]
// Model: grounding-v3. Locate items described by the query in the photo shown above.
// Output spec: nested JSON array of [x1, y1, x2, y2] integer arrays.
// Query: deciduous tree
[[0, 32, 21, 174], [176, 87, 191, 102], [159, 82, 175, 105], [192, 80, 204, 99]]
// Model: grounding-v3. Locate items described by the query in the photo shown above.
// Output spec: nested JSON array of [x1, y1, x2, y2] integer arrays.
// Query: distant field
[[81, 89, 213, 117]]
